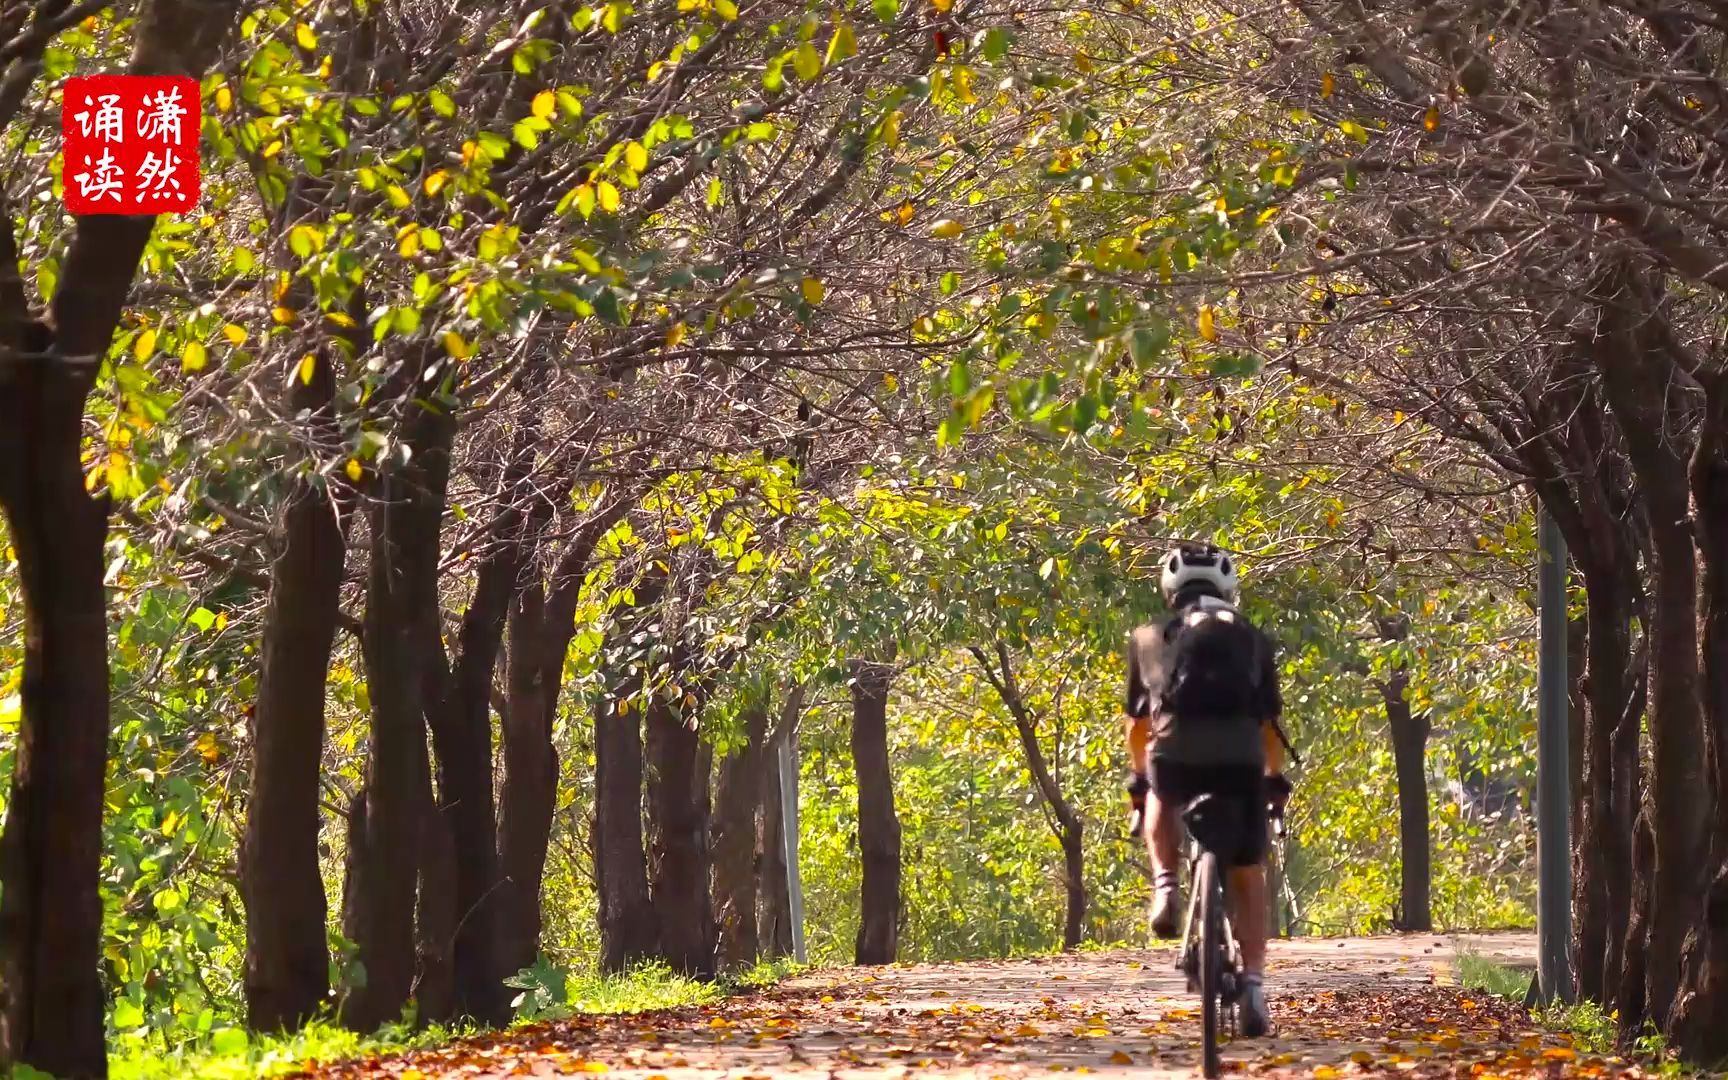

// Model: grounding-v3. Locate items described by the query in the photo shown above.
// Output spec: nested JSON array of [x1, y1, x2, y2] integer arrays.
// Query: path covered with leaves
[[293, 933, 1652, 1080]]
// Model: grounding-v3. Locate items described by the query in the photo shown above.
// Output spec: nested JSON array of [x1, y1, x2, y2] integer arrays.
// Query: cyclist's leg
[[1125, 712, 1152, 835], [1227, 864, 1267, 973], [1221, 768, 1272, 1036], [1146, 759, 1192, 937]]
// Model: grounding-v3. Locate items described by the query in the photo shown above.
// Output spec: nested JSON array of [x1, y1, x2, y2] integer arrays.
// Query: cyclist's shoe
[[1238, 977, 1270, 1038], [1149, 878, 1181, 939]]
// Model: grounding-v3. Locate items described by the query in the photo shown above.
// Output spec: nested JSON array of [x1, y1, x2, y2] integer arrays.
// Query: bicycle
[[1175, 788, 1288, 1079]]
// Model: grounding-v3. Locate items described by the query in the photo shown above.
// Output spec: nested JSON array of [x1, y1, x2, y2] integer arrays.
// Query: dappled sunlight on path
[[292, 933, 1657, 1080]]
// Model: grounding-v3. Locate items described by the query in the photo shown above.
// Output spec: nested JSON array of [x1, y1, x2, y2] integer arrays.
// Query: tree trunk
[[424, 498, 526, 1025], [0, 372, 111, 1079], [0, 7, 235, 1073], [1618, 807, 1657, 1036], [969, 643, 1086, 949], [1384, 676, 1432, 933], [1574, 559, 1634, 1005], [412, 759, 457, 1025], [758, 688, 804, 959], [594, 580, 662, 972], [341, 394, 455, 1033], [1568, 612, 1587, 833], [1375, 615, 1431, 935], [851, 656, 901, 966], [713, 700, 770, 971], [1595, 304, 1707, 1030], [645, 652, 716, 977], [498, 497, 635, 976], [241, 348, 350, 1033], [1668, 383, 1728, 1054]]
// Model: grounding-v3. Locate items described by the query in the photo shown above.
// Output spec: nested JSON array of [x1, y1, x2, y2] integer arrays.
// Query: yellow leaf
[[443, 331, 473, 360], [180, 341, 208, 372], [386, 185, 412, 209], [597, 181, 621, 213], [933, 0, 952, 10], [215, 84, 233, 112], [625, 141, 648, 173], [1541, 1048, 1576, 1062], [345, 458, 364, 483], [930, 218, 964, 239], [1198, 304, 1217, 342], [1423, 104, 1440, 132], [297, 354, 317, 385], [272, 306, 297, 325], [1314, 1069, 1342, 1080], [194, 732, 222, 764], [295, 21, 317, 49], [133, 328, 157, 360], [423, 171, 449, 197], [222, 324, 247, 347], [1014, 1024, 1041, 1037], [800, 277, 826, 305], [1350, 1051, 1374, 1065], [883, 372, 899, 392], [1320, 71, 1335, 99], [532, 90, 557, 120], [715, 0, 737, 17], [578, 1064, 609, 1074], [665, 322, 688, 349], [896, 201, 915, 226], [826, 20, 857, 64], [399, 229, 421, 258], [1109, 1052, 1133, 1066]]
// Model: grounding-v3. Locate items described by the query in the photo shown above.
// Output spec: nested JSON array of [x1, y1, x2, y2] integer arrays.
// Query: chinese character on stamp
[[62, 75, 200, 216]]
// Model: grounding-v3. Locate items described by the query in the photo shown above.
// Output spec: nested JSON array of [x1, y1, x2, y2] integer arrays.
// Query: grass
[[1454, 950, 1682, 1074], [107, 957, 808, 1080], [1455, 950, 1533, 1002]]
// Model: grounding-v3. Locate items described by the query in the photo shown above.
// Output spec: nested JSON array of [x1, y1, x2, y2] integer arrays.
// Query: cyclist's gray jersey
[[1124, 597, 1275, 768]]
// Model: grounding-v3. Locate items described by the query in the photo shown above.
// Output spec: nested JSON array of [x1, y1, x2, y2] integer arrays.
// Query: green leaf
[[982, 27, 1012, 63], [211, 1028, 249, 1056], [793, 43, 823, 81], [513, 120, 541, 149], [872, 0, 898, 21], [428, 89, 456, 118], [1130, 322, 1169, 368], [188, 607, 217, 632], [1073, 392, 1100, 433], [948, 358, 971, 397], [113, 1000, 145, 1029], [1338, 119, 1369, 144]]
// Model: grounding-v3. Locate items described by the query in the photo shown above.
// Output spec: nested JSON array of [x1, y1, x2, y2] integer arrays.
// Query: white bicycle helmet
[[1159, 543, 1240, 605]]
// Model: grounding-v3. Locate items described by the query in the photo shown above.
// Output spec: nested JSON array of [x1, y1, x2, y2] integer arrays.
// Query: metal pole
[[1536, 508, 1574, 1004], [778, 732, 807, 964]]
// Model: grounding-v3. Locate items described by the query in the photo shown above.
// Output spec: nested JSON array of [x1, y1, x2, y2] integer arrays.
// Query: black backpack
[[1159, 602, 1268, 721]]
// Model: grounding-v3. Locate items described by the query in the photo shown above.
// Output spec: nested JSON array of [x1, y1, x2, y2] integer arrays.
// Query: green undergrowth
[[1455, 951, 1683, 1074], [107, 957, 806, 1080]]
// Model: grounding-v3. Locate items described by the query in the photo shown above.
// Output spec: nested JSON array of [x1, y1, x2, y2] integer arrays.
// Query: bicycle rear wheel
[[1197, 851, 1223, 1079]]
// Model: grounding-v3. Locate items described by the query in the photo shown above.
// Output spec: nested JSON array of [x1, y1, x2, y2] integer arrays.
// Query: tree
[[0, 0, 238, 1072]]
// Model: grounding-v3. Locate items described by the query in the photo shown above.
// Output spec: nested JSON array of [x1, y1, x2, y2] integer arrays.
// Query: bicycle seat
[[1182, 792, 1250, 857]]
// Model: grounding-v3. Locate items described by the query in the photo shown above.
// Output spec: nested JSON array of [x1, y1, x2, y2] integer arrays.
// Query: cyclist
[[1122, 542, 1291, 1038]]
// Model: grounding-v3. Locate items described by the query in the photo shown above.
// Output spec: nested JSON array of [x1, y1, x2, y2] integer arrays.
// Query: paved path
[[300, 932, 1655, 1079]]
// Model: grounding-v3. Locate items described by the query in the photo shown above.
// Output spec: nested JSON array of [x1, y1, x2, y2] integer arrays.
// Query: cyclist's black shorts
[[1149, 759, 1268, 868]]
